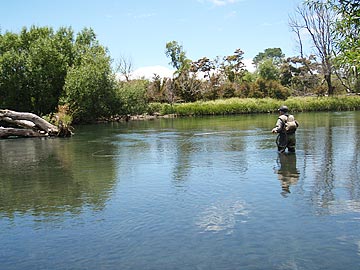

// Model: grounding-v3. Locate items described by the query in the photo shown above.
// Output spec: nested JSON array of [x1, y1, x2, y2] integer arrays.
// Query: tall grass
[[150, 96, 360, 116]]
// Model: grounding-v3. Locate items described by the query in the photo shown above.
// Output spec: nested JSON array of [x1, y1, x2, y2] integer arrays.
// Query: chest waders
[[276, 115, 290, 152], [276, 132, 288, 149]]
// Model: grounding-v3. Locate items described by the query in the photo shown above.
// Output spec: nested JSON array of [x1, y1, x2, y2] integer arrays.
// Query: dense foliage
[[160, 96, 360, 116], [0, 26, 119, 122], [331, 0, 360, 91], [0, 26, 131, 123], [64, 31, 119, 122], [0, 27, 70, 115]]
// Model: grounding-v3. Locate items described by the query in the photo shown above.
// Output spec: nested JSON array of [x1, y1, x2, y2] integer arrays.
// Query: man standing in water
[[272, 105, 298, 153]]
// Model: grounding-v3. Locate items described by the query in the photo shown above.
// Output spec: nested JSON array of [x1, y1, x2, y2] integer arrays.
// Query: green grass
[[149, 96, 360, 116]]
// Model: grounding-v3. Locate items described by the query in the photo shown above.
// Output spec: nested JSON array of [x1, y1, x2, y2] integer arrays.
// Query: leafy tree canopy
[[165, 41, 191, 75], [253, 48, 285, 68], [0, 26, 73, 114], [0, 26, 118, 118]]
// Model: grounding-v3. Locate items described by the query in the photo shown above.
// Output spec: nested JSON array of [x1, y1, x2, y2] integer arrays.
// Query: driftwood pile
[[0, 109, 72, 139]]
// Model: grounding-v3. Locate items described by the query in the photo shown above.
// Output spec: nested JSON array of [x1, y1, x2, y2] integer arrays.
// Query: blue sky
[[1, 0, 304, 77]]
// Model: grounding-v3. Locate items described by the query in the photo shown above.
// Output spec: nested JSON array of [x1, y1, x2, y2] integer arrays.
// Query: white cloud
[[118, 59, 255, 81], [243, 58, 255, 72], [117, 65, 174, 80]]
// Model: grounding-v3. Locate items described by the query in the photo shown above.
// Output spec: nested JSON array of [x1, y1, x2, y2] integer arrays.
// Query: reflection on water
[[0, 131, 117, 219], [1, 112, 360, 270], [274, 153, 300, 197]]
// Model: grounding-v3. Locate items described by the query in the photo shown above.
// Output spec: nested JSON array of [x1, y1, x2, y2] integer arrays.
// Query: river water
[[1, 111, 360, 270]]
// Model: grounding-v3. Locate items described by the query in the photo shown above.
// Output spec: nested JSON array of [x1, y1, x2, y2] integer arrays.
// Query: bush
[[218, 82, 236, 98], [65, 47, 118, 122], [116, 80, 149, 115], [267, 81, 291, 100], [170, 98, 281, 116], [234, 82, 251, 98], [147, 102, 163, 115], [250, 78, 290, 100], [152, 96, 360, 117]]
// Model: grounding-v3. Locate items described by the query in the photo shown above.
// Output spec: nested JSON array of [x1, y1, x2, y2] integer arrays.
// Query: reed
[[150, 96, 360, 116], [286, 96, 360, 112]]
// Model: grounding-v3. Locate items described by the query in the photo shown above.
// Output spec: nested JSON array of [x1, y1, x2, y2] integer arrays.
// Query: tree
[[25, 34, 67, 115], [165, 41, 201, 102], [65, 29, 118, 122], [0, 26, 71, 115], [117, 80, 148, 115], [165, 41, 191, 75], [191, 57, 215, 79], [280, 55, 321, 95], [173, 72, 202, 102], [258, 59, 280, 81], [147, 75, 172, 103], [191, 56, 221, 100], [0, 33, 30, 111], [331, 0, 360, 92], [289, 1, 336, 95], [53, 27, 75, 68], [116, 54, 133, 82], [0, 26, 126, 122], [221, 48, 246, 82], [253, 48, 285, 68]]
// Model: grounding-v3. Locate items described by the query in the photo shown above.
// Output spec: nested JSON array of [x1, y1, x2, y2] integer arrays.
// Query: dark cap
[[278, 105, 288, 112]]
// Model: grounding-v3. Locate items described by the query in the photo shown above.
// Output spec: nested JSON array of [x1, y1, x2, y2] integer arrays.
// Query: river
[[1, 111, 360, 270]]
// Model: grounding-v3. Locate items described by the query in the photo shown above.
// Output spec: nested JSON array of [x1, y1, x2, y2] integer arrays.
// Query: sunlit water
[[1, 112, 360, 270]]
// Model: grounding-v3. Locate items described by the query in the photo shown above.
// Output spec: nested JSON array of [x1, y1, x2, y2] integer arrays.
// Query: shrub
[[65, 48, 118, 123], [250, 78, 290, 100], [116, 80, 149, 115], [156, 96, 360, 117], [147, 102, 163, 115]]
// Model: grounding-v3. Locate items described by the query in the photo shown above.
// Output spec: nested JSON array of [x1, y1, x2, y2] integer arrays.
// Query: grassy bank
[[149, 96, 360, 116]]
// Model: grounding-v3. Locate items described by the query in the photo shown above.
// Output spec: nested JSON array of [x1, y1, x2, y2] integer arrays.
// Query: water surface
[[1, 112, 360, 270]]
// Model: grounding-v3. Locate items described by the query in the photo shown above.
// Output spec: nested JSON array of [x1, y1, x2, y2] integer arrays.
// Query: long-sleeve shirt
[[273, 114, 288, 133]]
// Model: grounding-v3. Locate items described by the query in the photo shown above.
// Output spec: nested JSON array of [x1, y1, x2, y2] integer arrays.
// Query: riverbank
[[94, 95, 360, 123], [149, 95, 360, 117]]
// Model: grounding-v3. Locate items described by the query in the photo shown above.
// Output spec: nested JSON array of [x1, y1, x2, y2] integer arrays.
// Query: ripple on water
[[195, 199, 250, 234]]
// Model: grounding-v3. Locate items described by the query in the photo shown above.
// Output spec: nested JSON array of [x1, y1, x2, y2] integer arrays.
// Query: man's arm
[[272, 118, 284, 133]]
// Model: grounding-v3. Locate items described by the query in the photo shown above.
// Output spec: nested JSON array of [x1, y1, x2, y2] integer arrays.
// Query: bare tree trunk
[[289, 2, 336, 96], [289, 16, 305, 59], [325, 74, 334, 96]]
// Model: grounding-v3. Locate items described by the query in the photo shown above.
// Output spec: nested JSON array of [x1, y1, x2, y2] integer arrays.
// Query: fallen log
[[0, 109, 72, 139], [0, 127, 48, 138], [0, 109, 59, 134], [1, 116, 36, 129]]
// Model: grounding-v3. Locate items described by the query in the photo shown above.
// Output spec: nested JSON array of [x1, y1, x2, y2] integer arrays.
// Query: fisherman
[[271, 105, 298, 153]]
